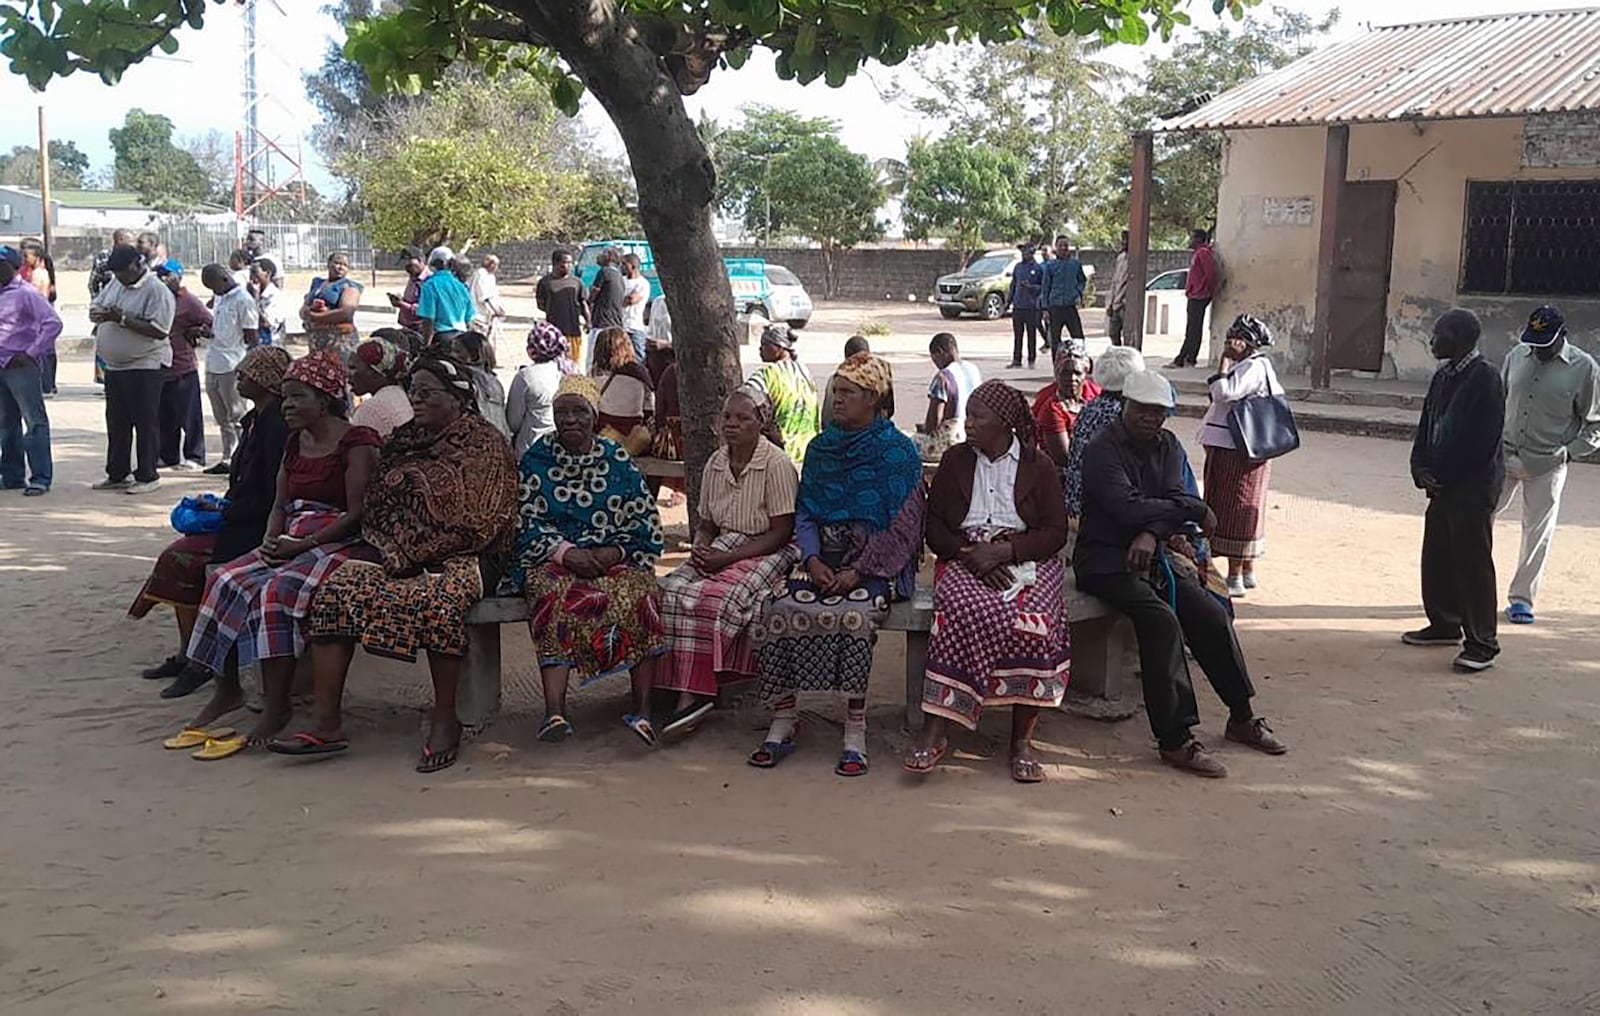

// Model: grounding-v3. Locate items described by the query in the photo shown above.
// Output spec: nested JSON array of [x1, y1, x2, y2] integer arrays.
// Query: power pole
[[36, 106, 54, 252]]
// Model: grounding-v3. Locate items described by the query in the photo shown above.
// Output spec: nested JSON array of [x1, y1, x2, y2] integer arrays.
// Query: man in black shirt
[[535, 249, 588, 364], [587, 246, 628, 345], [1074, 370, 1288, 777], [1402, 308, 1505, 671]]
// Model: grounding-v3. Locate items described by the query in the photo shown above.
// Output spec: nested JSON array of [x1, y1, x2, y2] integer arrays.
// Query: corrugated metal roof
[[1161, 7, 1600, 131]]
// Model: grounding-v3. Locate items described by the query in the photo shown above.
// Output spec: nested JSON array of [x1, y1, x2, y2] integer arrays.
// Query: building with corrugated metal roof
[[1151, 7, 1600, 381]]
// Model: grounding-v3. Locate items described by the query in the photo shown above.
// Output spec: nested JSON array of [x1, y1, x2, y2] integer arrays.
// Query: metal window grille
[[1460, 180, 1600, 296]]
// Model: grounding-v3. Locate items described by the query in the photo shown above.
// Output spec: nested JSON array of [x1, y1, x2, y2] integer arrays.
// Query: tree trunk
[[522, 1, 742, 523]]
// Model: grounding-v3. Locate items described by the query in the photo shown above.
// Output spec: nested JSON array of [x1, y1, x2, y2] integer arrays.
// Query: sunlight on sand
[[655, 842, 830, 866], [291, 940, 511, 977], [362, 817, 595, 855], [139, 927, 289, 954], [988, 876, 1093, 902], [1111, 943, 1264, 975], [736, 994, 893, 1015], [1431, 849, 1598, 884], [1500, 726, 1571, 741], [671, 889, 914, 948], [929, 818, 1171, 861], [157, 972, 284, 1009]]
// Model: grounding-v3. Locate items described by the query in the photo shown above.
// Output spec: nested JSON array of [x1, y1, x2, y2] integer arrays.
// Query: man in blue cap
[[0, 244, 61, 495], [1498, 305, 1600, 626]]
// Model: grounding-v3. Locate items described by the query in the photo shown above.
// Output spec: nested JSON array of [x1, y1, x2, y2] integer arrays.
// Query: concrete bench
[[456, 569, 1136, 733]]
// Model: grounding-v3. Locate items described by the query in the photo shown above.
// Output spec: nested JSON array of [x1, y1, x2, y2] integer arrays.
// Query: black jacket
[[1411, 354, 1505, 509], [1073, 419, 1207, 578]]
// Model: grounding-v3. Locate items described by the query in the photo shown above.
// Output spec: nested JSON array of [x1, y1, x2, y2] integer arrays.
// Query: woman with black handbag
[[1199, 315, 1293, 597]]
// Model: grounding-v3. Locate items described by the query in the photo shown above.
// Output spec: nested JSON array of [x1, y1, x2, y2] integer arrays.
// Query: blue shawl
[[796, 416, 921, 533]]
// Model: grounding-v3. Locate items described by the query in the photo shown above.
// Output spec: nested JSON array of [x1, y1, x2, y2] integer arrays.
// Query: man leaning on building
[[1499, 305, 1600, 626]]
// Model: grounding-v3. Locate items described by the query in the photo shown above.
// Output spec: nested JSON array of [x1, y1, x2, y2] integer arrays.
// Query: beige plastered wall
[[1210, 117, 1600, 381]]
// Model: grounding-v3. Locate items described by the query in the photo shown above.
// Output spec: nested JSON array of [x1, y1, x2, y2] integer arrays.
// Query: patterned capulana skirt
[[922, 549, 1070, 730], [657, 532, 794, 697], [1203, 445, 1271, 560], [523, 562, 665, 685], [311, 554, 484, 661], [752, 573, 891, 700]]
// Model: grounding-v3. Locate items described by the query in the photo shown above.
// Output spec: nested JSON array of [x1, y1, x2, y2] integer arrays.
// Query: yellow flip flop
[[190, 735, 250, 761], [163, 726, 237, 750]]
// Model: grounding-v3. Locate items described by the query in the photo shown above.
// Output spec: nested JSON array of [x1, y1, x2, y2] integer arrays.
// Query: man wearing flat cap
[[1497, 305, 1600, 627], [89, 243, 176, 494], [1074, 369, 1288, 778]]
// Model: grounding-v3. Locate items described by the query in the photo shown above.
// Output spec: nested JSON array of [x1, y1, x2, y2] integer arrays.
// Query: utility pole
[[36, 106, 54, 253]]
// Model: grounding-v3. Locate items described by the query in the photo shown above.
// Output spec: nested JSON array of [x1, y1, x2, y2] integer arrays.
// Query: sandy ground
[[4, 358, 1600, 1014]]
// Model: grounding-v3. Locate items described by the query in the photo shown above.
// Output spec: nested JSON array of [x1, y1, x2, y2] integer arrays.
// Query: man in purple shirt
[[0, 245, 62, 495]]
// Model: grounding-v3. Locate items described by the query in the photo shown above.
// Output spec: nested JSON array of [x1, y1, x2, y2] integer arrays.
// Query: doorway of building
[[1327, 180, 1396, 372]]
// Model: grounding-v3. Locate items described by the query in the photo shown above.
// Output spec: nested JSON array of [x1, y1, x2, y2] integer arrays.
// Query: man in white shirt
[[469, 254, 506, 357], [91, 244, 176, 493], [200, 263, 259, 472], [620, 253, 650, 362], [1498, 305, 1600, 625]]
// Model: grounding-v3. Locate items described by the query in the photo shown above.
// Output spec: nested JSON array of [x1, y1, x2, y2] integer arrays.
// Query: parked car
[[760, 264, 813, 328], [1143, 268, 1210, 340], [576, 240, 772, 315], [931, 251, 1020, 321]]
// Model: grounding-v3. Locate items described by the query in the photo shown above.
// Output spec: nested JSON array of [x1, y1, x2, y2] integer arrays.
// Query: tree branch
[[462, 16, 551, 49]]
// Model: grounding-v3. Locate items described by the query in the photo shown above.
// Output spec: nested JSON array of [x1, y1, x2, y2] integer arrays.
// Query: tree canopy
[[764, 134, 883, 296], [902, 137, 1033, 262], [0, 140, 91, 188], [107, 109, 213, 212]]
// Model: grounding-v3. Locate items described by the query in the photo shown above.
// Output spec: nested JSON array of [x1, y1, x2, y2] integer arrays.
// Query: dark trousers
[[1046, 305, 1084, 355], [1176, 297, 1211, 365], [40, 352, 58, 394], [1422, 493, 1499, 655], [1076, 570, 1255, 748], [1011, 307, 1040, 365], [158, 370, 207, 467], [104, 368, 164, 483], [0, 357, 52, 489], [1106, 307, 1126, 346]]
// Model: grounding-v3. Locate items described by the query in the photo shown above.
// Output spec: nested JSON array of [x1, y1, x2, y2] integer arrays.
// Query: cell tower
[[233, 0, 308, 220]]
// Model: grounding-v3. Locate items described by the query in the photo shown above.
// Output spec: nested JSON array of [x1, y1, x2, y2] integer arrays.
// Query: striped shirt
[[698, 438, 799, 535]]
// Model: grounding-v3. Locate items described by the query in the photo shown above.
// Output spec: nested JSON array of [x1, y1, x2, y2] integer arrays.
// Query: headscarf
[[527, 321, 567, 363], [761, 323, 796, 351], [409, 352, 478, 413], [286, 351, 348, 400], [728, 383, 773, 426], [354, 336, 409, 383], [238, 346, 291, 396], [796, 414, 921, 532], [967, 380, 1034, 447], [834, 351, 894, 405], [555, 374, 602, 412], [1226, 314, 1273, 349]]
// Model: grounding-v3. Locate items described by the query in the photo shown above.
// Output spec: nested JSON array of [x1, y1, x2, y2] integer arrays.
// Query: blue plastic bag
[[170, 494, 229, 536]]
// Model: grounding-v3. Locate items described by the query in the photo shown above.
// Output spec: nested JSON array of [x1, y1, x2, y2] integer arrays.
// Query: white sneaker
[[175, 460, 205, 472], [125, 478, 163, 495], [1242, 573, 1258, 590], [92, 477, 133, 491], [1226, 577, 1247, 598]]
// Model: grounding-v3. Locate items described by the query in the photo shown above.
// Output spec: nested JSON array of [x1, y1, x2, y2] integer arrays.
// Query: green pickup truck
[[931, 251, 1023, 321]]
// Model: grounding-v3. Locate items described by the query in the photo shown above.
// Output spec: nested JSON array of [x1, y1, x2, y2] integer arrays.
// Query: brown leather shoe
[[1226, 716, 1288, 755], [1159, 740, 1228, 778]]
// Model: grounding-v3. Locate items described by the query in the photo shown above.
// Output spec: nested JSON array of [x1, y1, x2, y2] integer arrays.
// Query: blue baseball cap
[[1521, 305, 1565, 347], [155, 258, 184, 278], [0, 245, 21, 269]]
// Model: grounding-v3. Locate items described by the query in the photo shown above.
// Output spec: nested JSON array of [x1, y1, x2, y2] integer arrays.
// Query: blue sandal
[[747, 738, 796, 768], [623, 713, 657, 747], [1506, 602, 1535, 625]]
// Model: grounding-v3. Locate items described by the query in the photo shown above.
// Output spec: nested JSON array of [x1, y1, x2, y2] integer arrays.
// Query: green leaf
[[551, 75, 584, 116]]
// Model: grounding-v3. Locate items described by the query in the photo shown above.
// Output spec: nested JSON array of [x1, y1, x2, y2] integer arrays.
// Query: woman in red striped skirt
[[1199, 315, 1284, 598]]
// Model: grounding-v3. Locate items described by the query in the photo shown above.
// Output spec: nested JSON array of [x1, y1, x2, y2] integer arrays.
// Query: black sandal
[[416, 742, 458, 774]]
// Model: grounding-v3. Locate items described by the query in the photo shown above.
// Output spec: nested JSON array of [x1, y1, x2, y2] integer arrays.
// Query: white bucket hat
[[1122, 369, 1176, 409]]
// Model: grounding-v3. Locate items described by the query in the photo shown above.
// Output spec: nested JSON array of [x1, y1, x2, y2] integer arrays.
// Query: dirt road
[[3, 361, 1597, 1014]]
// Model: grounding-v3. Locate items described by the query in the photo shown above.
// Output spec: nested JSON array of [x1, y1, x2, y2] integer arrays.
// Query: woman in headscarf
[[507, 374, 666, 747], [1200, 315, 1285, 597], [349, 331, 415, 438], [749, 352, 925, 777], [299, 251, 364, 359], [1063, 345, 1146, 522], [905, 380, 1070, 783], [130, 346, 292, 701], [273, 353, 519, 771], [655, 385, 799, 737], [746, 323, 820, 466], [177, 352, 382, 758], [507, 321, 573, 458], [1032, 351, 1101, 468]]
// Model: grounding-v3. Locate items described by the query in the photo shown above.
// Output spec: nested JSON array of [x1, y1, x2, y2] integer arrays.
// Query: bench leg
[[459, 623, 503, 734], [1062, 616, 1141, 721], [904, 630, 929, 732]]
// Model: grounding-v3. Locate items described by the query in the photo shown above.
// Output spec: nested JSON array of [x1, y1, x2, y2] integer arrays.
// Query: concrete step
[[1170, 377, 1426, 412]]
